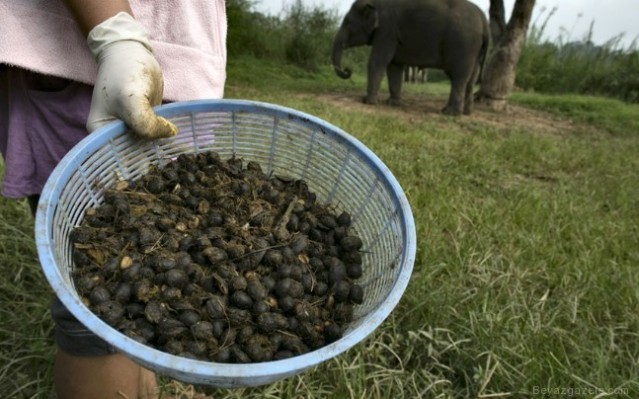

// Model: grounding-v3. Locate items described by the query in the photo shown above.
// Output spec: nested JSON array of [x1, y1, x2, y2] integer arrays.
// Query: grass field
[[1, 57, 638, 398]]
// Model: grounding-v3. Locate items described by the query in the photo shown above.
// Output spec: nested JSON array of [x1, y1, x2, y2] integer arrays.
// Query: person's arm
[[62, 0, 177, 139], [63, 0, 134, 35]]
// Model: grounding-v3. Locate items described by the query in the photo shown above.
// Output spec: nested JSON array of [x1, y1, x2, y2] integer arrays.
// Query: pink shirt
[[0, 0, 227, 101], [0, 1, 227, 199]]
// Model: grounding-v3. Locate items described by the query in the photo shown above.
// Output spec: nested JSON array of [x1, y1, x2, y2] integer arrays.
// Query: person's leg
[[54, 350, 158, 399]]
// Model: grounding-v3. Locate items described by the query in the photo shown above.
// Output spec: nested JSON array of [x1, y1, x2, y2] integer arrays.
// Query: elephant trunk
[[332, 27, 352, 79]]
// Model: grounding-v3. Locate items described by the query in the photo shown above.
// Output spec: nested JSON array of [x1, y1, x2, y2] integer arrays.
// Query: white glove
[[87, 12, 177, 139]]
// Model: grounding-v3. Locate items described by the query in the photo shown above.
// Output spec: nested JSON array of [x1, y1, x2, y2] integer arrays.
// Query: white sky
[[254, 0, 639, 49]]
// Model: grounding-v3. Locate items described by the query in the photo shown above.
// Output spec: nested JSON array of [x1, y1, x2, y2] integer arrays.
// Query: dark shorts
[[0, 66, 92, 199], [51, 296, 117, 356], [2, 67, 116, 357]]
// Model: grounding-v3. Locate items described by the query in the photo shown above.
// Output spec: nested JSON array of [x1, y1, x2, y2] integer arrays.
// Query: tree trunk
[[489, 0, 507, 45], [476, 0, 535, 111]]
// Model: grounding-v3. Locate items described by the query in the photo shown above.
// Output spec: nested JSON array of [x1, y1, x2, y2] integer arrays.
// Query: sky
[[254, 0, 639, 49]]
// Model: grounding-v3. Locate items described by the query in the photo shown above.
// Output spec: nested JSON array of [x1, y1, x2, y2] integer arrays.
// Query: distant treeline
[[227, 0, 639, 103]]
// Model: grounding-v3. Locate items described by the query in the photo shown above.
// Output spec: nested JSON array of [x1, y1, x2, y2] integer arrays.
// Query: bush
[[226, 0, 283, 58], [282, 1, 340, 72], [516, 7, 639, 103], [226, 0, 342, 72]]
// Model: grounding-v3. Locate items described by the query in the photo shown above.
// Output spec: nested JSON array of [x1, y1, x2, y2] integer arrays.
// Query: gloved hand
[[87, 12, 177, 139]]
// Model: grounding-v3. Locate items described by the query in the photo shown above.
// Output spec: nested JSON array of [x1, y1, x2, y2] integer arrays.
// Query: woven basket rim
[[34, 99, 416, 386]]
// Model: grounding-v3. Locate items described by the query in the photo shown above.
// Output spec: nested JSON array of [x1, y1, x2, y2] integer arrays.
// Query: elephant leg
[[463, 65, 481, 115], [386, 63, 404, 106], [365, 43, 397, 105], [442, 76, 467, 115], [364, 62, 386, 105]]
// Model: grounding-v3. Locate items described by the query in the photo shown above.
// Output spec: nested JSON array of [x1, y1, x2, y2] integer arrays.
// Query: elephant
[[404, 66, 428, 84], [332, 0, 490, 115]]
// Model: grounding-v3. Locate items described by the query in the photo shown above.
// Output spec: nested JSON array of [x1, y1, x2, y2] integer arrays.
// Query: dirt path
[[313, 92, 584, 135]]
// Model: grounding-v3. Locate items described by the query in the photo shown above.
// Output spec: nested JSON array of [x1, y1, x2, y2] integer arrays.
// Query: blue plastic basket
[[35, 99, 416, 387]]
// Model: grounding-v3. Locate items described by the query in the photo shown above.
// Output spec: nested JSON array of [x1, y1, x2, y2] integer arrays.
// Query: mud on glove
[[87, 12, 177, 139]]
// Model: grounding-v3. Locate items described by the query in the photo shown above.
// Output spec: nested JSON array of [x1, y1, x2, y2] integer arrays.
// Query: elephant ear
[[361, 2, 379, 30]]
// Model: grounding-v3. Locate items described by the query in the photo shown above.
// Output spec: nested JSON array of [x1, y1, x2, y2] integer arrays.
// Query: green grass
[[512, 91, 639, 137], [2, 58, 638, 398], [0, 181, 56, 398]]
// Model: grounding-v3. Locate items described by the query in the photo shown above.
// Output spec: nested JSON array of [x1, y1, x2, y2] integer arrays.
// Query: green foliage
[[224, 0, 369, 78], [516, 6, 639, 103], [226, 0, 340, 72], [0, 178, 55, 398], [282, 0, 339, 72], [226, 0, 273, 58]]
